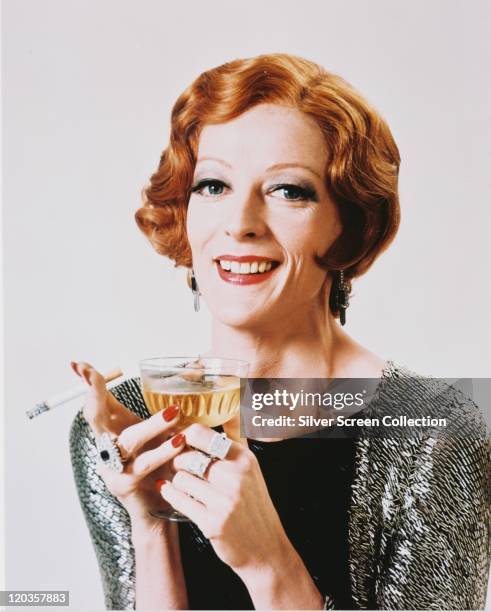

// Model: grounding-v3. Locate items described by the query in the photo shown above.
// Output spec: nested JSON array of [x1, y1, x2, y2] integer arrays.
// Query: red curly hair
[[135, 53, 400, 317]]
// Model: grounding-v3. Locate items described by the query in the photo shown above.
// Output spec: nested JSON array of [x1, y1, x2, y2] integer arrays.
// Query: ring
[[97, 432, 130, 473], [206, 432, 232, 460], [187, 451, 213, 479]]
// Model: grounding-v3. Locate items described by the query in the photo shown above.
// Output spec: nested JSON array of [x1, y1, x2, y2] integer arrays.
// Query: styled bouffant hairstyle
[[135, 53, 400, 317]]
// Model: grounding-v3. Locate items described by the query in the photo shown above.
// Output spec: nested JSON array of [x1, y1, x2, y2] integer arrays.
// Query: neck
[[205, 298, 350, 378]]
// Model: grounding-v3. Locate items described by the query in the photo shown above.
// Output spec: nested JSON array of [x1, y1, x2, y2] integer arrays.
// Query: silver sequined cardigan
[[69, 363, 490, 610]]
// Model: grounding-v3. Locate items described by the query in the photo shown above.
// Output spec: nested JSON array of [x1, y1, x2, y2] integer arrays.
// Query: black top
[[178, 433, 357, 610]]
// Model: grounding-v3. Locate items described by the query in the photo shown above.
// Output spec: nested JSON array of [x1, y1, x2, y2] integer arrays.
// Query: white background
[[3, 0, 490, 609]]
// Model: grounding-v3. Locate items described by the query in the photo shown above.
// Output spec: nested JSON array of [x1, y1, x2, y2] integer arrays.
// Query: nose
[[224, 188, 267, 241]]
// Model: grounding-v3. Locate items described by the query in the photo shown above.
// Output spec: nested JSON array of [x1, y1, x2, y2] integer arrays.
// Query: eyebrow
[[196, 156, 232, 169], [196, 157, 322, 180], [267, 162, 322, 180]]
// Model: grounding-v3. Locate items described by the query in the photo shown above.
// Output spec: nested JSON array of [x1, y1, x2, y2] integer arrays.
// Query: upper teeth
[[219, 260, 274, 274]]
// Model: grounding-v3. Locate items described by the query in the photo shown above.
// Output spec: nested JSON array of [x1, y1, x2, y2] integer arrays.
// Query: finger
[[172, 449, 225, 485], [71, 361, 127, 411], [72, 361, 108, 412], [71, 361, 107, 397], [72, 361, 140, 435], [173, 450, 238, 490], [131, 432, 186, 479], [182, 423, 242, 461], [118, 404, 181, 457], [158, 480, 208, 526], [72, 362, 110, 434], [172, 470, 219, 508]]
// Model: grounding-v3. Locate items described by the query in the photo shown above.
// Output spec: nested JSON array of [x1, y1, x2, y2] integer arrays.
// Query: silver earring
[[190, 268, 200, 312], [335, 270, 350, 326]]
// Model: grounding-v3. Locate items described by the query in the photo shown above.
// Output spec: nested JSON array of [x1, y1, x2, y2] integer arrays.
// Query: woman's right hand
[[71, 361, 186, 526]]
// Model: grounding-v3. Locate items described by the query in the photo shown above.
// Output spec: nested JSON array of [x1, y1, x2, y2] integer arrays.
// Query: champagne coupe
[[140, 357, 249, 521]]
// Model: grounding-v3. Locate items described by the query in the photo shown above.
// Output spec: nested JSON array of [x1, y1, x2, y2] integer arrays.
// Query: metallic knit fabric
[[69, 364, 490, 610]]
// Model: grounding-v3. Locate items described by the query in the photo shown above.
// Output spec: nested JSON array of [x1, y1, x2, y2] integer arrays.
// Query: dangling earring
[[335, 270, 350, 326], [187, 268, 200, 312]]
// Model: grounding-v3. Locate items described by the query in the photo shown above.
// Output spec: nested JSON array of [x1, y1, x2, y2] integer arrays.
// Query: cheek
[[315, 203, 342, 254], [186, 201, 212, 252], [286, 210, 342, 263], [185, 201, 198, 242]]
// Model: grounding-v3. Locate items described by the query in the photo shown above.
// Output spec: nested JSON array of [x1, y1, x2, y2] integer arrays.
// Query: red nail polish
[[163, 404, 179, 422], [171, 433, 185, 448], [155, 479, 166, 492]]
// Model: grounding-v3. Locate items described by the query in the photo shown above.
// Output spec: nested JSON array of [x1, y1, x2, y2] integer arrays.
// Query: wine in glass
[[140, 357, 249, 520]]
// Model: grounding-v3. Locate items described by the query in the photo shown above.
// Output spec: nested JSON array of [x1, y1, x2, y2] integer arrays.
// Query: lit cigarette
[[26, 368, 124, 419]]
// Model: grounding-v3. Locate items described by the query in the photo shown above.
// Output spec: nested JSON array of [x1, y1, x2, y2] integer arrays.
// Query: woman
[[69, 54, 489, 610]]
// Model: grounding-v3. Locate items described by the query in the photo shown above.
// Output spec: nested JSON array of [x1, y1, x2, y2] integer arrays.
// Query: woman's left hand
[[158, 423, 289, 573]]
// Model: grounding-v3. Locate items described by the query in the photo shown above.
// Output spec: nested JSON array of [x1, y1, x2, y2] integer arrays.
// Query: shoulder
[[349, 363, 490, 609], [353, 361, 489, 512], [368, 361, 488, 437]]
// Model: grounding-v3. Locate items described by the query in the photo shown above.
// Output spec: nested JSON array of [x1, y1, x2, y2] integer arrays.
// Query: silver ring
[[206, 432, 232, 460], [97, 432, 129, 473], [187, 451, 213, 479]]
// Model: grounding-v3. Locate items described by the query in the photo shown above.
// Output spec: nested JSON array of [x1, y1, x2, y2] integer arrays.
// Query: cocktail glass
[[140, 356, 249, 521]]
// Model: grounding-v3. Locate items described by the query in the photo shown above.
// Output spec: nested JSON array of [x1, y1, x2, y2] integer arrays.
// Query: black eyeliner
[[190, 178, 226, 192], [269, 182, 319, 202]]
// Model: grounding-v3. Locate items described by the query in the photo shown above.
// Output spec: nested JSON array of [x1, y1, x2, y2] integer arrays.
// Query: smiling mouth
[[217, 259, 280, 274], [214, 258, 281, 285]]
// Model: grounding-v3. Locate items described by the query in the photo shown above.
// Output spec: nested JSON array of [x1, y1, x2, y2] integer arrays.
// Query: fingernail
[[171, 433, 185, 448], [155, 479, 166, 492], [71, 361, 80, 375], [163, 404, 179, 422]]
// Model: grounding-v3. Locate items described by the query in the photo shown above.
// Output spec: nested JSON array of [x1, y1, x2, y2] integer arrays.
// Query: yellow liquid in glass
[[142, 374, 241, 427]]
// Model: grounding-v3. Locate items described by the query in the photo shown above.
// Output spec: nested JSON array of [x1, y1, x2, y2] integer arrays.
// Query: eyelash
[[190, 179, 227, 197], [190, 179, 317, 202]]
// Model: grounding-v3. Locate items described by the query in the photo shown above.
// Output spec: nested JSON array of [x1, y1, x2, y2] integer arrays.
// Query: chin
[[207, 301, 274, 329]]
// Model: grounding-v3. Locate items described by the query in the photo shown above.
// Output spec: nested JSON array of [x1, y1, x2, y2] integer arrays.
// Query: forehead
[[196, 104, 327, 171]]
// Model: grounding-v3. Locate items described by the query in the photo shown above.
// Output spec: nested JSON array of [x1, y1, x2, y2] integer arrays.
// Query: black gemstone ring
[[96, 432, 128, 473]]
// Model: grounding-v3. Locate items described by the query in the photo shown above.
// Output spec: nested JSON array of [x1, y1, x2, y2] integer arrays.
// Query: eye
[[190, 179, 228, 197], [269, 183, 318, 202]]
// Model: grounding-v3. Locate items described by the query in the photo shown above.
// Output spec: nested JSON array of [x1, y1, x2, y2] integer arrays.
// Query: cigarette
[[26, 368, 124, 419]]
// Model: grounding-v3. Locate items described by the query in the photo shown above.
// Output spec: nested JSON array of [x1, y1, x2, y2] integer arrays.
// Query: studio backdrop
[[3, 0, 490, 609]]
